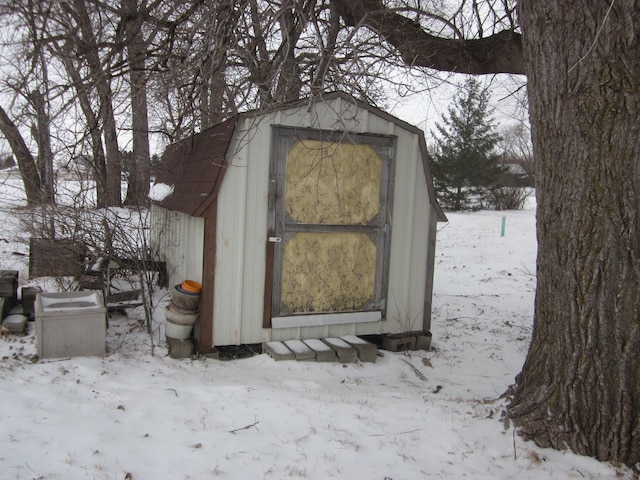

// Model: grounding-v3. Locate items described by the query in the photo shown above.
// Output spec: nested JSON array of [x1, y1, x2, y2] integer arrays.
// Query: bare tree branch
[[332, 0, 524, 75]]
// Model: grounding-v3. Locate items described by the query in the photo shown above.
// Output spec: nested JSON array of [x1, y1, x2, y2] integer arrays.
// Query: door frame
[[264, 126, 396, 327]]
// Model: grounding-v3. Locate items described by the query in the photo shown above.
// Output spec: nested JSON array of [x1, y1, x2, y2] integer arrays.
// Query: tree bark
[[508, 0, 640, 466], [0, 104, 43, 205], [273, 2, 305, 103]]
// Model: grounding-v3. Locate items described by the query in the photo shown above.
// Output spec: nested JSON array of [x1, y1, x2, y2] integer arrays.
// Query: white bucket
[[165, 320, 193, 340]]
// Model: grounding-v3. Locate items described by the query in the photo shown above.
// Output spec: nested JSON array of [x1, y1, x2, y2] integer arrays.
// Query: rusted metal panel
[[153, 118, 236, 217], [29, 238, 87, 278], [197, 200, 217, 352]]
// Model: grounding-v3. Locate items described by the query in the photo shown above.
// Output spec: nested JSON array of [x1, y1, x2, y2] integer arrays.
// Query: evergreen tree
[[430, 78, 504, 211]]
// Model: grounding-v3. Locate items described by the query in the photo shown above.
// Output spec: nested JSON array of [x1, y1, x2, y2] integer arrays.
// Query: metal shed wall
[[209, 96, 438, 346], [151, 204, 205, 290]]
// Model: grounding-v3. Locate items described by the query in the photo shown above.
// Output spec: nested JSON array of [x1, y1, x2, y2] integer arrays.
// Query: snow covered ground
[[0, 185, 632, 479]]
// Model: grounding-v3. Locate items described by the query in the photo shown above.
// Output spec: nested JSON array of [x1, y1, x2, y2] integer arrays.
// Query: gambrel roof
[[153, 92, 446, 222]]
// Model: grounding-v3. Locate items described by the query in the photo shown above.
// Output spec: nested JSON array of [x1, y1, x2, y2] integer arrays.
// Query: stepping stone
[[263, 341, 295, 361], [303, 339, 337, 362], [341, 335, 377, 363], [322, 337, 358, 363], [283, 340, 316, 361], [3, 314, 28, 334]]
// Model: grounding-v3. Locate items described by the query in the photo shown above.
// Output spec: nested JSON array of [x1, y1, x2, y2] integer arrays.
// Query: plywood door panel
[[270, 129, 395, 319]]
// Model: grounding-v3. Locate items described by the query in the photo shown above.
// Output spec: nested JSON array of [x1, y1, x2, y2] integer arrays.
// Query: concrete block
[[382, 335, 416, 352], [198, 347, 220, 360], [303, 339, 337, 362], [0, 296, 16, 320], [0, 270, 18, 298], [415, 333, 432, 351], [322, 337, 358, 363], [341, 335, 377, 363], [167, 337, 194, 359], [21, 286, 43, 316], [3, 314, 27, 334], [283, 340, 316, 361], [35, 291, 106, 359], [263, 341, 295, 361]]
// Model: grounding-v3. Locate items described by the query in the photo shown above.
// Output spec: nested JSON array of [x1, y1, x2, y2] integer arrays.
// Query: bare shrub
[[486, 186, 530, 210]]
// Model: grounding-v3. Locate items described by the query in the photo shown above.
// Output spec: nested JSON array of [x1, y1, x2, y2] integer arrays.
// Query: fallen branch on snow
[[228, 421, 260, 434]]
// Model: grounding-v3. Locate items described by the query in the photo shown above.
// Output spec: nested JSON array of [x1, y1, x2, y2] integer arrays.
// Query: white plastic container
[[165, 320, 193, 340], [35, 291, 106, 359]]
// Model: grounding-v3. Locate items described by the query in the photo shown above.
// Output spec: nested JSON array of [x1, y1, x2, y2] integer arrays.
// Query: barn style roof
[[153, 117, 236, 216], [153, 92, 446, 222]]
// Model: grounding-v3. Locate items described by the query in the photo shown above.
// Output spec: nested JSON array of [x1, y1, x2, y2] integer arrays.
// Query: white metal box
[[35, 291, 106, 359]]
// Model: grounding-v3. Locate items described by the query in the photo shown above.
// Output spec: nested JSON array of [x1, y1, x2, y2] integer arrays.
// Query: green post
[[501, 215, 506, 237]]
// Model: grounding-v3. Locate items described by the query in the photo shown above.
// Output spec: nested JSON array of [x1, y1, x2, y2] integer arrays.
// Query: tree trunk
[[69, 0, 122, 207], [509, 0, 640, 467], [273, 4, 303, 103], [199, 2, 235, 129], [59, 47, 109, 208], [27, 89, 54, 204], [0, 104, 43, 205], [123, 0, 150, 207]]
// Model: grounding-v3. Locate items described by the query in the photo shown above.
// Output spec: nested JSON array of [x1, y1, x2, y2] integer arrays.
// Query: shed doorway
[[268, 128, 395, 326]]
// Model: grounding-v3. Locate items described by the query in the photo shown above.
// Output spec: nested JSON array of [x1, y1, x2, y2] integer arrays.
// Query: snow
[[282, 340, 311, 355], [0, 187, 633, 480], [148, 182, 174, 202]]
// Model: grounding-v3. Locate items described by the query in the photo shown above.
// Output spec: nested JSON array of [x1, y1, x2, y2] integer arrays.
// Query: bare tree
[[0, 0, 57, 206], [60, 0, 122, 206], [500, 122, 534, 180], [55, 40, 110, 207]]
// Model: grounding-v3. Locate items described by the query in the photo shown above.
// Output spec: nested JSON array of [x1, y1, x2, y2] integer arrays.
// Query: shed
[[151, 92, 446, 353]]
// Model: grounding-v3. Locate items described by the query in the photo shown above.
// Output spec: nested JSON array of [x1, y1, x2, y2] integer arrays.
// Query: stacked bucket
[[165, 280, 201, 340]]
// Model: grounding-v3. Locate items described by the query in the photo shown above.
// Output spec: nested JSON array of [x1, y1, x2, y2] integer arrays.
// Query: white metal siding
[[151, 205, 204, 290], [383, 130, 431, 334], [240, 119, 271, 342], [212, 97, 435, 345], [213, 119, 272, 345]]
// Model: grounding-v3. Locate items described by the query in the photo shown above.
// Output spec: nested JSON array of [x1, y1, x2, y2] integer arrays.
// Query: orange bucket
[[181, 279, 202, 293]]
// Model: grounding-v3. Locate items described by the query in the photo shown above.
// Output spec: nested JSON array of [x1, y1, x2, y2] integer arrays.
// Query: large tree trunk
[[509, 0, 640, 466], [122, 0, 150, 207]]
